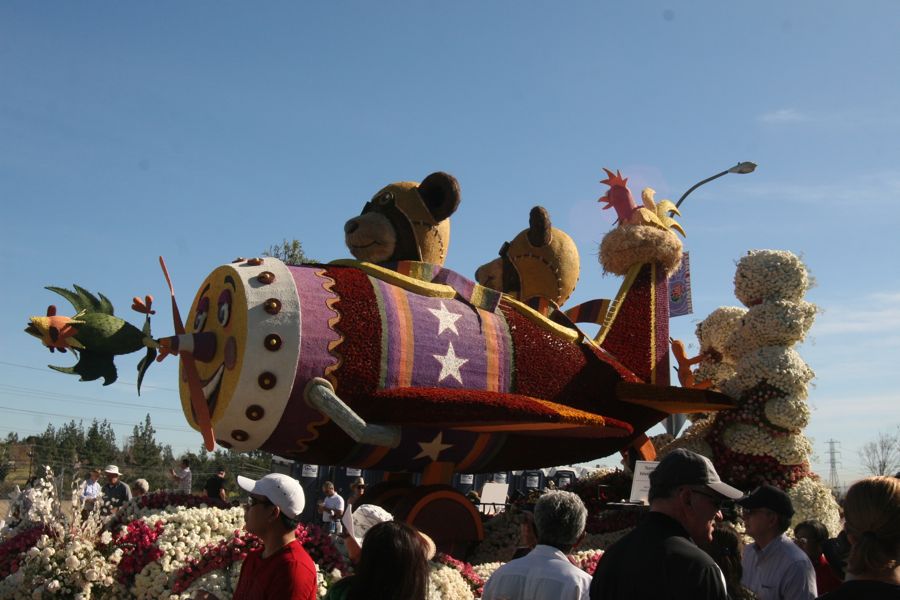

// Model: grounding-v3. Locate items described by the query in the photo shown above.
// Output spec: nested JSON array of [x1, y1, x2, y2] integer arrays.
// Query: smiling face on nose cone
[[179, 258, 301, 452]]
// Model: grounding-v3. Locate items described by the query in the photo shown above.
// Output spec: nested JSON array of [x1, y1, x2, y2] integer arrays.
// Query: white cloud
[[814, 293, 900, 335], [758, 108, 810, 124], [730, 169, 900, 207]]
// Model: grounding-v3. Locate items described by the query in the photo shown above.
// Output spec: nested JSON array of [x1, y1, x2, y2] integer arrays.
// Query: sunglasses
[[243, 496, 273, 509], [690, 488, 726, 510]]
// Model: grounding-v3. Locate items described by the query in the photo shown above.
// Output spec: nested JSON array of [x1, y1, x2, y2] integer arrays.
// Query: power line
[[0, 383, 181, 413], [0, 360, 179, 392], [0, 404, 195, 433]]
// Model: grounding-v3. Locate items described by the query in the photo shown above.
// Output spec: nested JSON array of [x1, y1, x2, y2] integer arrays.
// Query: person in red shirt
[[793, 519, 842, 595], [197, 473, 317, 600]]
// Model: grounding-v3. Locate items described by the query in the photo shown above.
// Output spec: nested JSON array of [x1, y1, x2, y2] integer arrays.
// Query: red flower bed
[[0, 525, 46, 578], [435, 552, 485, 597], [113, 519, 165, 585]]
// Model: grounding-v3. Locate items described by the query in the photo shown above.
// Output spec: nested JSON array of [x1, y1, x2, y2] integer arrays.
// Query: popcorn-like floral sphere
[[723, 346, 815, 399], [724, 300, 817, 358], [734, 249, 810, 306], [696, 306, 747, 364]]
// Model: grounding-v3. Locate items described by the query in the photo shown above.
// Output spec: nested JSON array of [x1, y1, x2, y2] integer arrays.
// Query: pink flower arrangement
[[295, 522, 349, 576], [172, 522, 349, 594], [172, 529, 262, 593], [434, 552, 485, 596], [569, 549, 604, 575], [113, 519, 165, 584], [0, 524, 46, 578]]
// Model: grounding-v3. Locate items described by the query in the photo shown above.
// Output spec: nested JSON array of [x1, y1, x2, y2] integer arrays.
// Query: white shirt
[[742, 533, 817, 600], [174, 467, 192, 494], [322, 493, 344, 522], [81, 479, 101, 500], [482, 545, 591, 600]]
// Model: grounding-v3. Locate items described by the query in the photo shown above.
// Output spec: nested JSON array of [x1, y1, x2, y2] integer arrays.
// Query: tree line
[[0, 414, 273, 498]]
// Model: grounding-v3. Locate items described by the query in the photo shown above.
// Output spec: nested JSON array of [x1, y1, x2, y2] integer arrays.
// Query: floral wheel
[[392, 484, 484, 558]]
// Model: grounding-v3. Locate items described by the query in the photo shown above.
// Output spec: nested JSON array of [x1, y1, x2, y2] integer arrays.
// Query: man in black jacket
[[590, 449, 743, 600]]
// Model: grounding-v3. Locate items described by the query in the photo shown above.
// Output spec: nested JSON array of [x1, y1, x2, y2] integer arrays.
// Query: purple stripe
[[373, 278, 405, 388]]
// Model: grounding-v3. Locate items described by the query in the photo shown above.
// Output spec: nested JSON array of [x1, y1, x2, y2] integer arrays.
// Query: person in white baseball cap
[[197, 473, 316, 600]]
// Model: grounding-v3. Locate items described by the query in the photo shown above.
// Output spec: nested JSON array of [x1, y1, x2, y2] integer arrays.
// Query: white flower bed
[[722, 346, 814, 399], [733, 249, 810, 305], [787, 477, 842, 537], [764, 396, 811, 431]]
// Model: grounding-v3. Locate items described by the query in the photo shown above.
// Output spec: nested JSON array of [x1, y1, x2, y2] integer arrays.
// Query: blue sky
[[1, 1, 897, 487]]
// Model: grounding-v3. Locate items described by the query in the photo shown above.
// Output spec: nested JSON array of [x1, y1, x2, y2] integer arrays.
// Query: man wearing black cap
[[739, 484, 817, 600], [590, 449, 743, 600]]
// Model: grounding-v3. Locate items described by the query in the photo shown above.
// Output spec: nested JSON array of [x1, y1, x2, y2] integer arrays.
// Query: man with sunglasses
[[197, 473, 316, 600], [738, 484, 816, 600], [590, 449, 743, 600]]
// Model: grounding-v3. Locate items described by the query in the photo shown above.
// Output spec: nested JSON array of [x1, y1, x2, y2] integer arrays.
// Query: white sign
[[459, 474, 474, 485], [525, 475, 539, 489], [493, 473, 507, 483], [479, 482, 509, 515], [301, 464, 319, 478], [629, 460, 660, 504], [345, 468, 362, 477]]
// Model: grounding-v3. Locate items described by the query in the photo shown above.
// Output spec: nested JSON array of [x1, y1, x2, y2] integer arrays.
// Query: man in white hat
[[198, 473, 316, 600], [100, 465, 131, 514]]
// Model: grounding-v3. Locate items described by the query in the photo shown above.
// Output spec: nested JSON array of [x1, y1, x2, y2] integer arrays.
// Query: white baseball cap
[[237, 473, 306, 519], [351, 504, 393, 546]]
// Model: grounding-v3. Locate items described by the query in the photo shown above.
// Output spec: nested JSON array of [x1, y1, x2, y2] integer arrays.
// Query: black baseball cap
[[737, 484, 794, 517], [649, 449, 743, 499]]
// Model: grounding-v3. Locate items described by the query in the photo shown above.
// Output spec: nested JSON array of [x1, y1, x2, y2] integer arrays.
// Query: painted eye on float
[[217, 289, 232, 327], [194, 297, 210, 331]]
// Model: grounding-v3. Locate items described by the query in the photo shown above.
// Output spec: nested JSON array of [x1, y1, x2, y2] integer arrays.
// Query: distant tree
[[859, 428, 900, 476], [262, 239, 314, 265], [83, 419, 119, 469], [122, 414, 173, 491]]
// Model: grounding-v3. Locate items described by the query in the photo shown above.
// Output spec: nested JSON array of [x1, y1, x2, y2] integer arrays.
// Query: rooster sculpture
[[598, 168, 685, 236]]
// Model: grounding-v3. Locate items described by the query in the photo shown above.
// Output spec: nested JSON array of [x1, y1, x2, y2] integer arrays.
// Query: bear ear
[[527, 206, 553, 247], [418, 172, 461, 222]]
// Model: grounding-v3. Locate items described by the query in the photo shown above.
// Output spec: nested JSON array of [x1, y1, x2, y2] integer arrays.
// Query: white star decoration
[[434, 341, 468, 384], [427, 301, 462, 336], [414, 432, 453, 461]]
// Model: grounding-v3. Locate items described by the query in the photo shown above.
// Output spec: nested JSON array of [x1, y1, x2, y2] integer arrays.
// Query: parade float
[[7, 167, 840, 598]]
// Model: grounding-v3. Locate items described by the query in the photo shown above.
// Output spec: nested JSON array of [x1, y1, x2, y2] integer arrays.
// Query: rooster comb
[[600, 168, 628, 189]]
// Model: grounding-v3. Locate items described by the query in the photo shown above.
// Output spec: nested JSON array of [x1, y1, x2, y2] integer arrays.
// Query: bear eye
[[375, 191, 394, 206], [194, 297, 210, 331], [217, 289, 232, 327]]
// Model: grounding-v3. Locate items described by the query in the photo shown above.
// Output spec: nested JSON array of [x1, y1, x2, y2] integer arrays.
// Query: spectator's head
[[215, 465, 225, 477], [842, 476, 900, 578], [350, 477, 366, 494], [181, 458, 190, 469], [238, 473, 306, 534], [738, 484, 794, 544], [89, 469, 101, 481], [103, 465, 121, 483], [648, 449, 743, 544], [533, 490, 587, 552], [323, 481, 335, 496], [354, 521, 429, 600], [794, 519, 830, 562], [133, 478, 150, 496], [702, 524, 746, 600]]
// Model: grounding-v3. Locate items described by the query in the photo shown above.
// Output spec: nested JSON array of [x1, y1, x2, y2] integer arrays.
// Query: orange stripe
[[482, 309, 500, 392], [356, 445, 392, 469], [456, 433, 491, 472], [388, 284, 415, 387]]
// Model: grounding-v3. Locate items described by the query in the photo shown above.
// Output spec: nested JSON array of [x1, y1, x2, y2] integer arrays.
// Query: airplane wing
[[354, 387, 634, 439]]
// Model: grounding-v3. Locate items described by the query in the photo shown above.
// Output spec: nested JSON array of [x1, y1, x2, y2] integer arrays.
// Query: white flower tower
[[711, 250, 840, 533]]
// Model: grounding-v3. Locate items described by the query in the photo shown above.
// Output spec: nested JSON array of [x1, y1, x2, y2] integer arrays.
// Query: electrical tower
[[826, 439, 841, 493]]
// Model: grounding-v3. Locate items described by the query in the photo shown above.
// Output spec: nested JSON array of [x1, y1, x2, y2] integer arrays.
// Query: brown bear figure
[[344, 172, 460, 266], [475, 206, 580, 309]]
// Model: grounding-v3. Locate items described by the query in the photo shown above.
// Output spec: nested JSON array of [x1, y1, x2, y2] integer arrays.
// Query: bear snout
[[344, 219, 360, 235]]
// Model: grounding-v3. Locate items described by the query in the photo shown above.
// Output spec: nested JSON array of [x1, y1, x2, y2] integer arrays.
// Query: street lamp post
[[675, 161, 757, 209]]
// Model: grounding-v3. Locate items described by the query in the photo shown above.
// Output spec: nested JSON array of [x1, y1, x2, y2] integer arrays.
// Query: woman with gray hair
[[482, 490, 591, 599], [133, 478, 150, 497]]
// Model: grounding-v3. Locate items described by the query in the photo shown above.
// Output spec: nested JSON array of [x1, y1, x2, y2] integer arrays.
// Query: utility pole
[[826, 439, 842, 494]]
